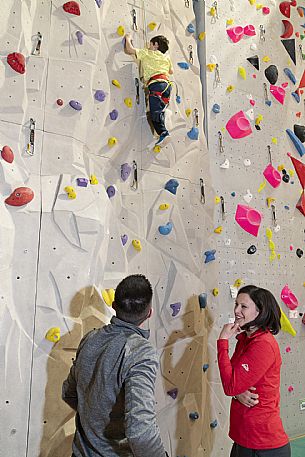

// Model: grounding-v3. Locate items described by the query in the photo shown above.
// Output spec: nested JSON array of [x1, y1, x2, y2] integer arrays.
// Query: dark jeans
[[230, 443, 291, 457], [148, 81, 171, 136]]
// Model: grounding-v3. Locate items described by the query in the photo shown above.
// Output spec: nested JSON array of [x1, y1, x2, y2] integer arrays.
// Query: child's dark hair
[[150, 35, 169, 54], [237, 285, 281, 335], [114, 274, 153, 325]]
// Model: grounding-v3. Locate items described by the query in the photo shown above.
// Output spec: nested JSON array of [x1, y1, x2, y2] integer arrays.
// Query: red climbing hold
[[7, 52, 25, 74], [296, 190, 305, 216], [279, 1, 291, 18], [288, 153, 305, 189], [5, 187, 34, 206], [1, 145, 14, 163], [281, 20, 294, 39], [63, 1, 81, 15]]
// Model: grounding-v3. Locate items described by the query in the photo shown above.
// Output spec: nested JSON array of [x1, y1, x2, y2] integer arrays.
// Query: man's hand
[[235, 387, 259, 408], [124, 34, 136, 55], [219, 322, 241, 340]]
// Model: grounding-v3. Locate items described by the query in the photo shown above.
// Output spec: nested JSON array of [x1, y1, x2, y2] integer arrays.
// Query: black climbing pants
[[148, 81, 171, 136], [230, 442, 291, 457]]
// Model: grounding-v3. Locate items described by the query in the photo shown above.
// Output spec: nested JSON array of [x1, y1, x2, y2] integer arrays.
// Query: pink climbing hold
[[288, 385, 294, 392], [285, 346, 291, 353], [63, 1, 81, 15], [226, 26, 244, 43], [281, 284, 299, 310], [262, 7, 270, 15], [5, 187, 34, 207], [289, 245, 293, 251], [226, 111, 252, 139], [263, 164, 281, 188], [279, 1, 291, 18], [235, 204, 262, 237], [7, 52, 25, 74], [1, 145, 14, 163], [243, 25, 256, 36], [270, 85, 286, 105]]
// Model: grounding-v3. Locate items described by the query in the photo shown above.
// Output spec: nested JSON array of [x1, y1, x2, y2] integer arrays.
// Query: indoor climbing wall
[[205, 0, 305, 453], [0, 1, 215, 457]]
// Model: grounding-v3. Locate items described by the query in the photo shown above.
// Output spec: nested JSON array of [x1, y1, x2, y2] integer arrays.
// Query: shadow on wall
[[161, 295, 214, 457], [39, 286, 111, 457]]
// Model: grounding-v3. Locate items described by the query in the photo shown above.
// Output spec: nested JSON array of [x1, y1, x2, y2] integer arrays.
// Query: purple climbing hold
[[69, 100, 82, 111], [106, 185, 115, 198], [109, 109, 119, 120], [76, 177, 88, 187], [121, 234, 128, 246], [170, 302, 181, 317], [167, 388, 178, 399], [121, 163, 132, 181], [95, 90, 106, 102], [95, 0, 102, 7], [76, 31, 84, 44]]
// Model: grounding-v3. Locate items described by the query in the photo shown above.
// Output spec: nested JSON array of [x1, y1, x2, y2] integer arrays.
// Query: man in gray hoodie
[[62, 274, 168, 457]]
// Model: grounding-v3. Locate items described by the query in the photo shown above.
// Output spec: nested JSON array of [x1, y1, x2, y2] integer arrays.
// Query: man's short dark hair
[[114, 274, 153, 325], [237, 285, 281, 335], [150, 35, 169, 54]]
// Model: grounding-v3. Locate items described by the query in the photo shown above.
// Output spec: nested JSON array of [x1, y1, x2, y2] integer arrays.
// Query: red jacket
[[217, 329, 289, 449]]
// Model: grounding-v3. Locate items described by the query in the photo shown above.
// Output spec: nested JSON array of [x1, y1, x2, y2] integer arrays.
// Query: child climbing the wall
[[124, 33, 173, 147], [62, 274, 168, 457]]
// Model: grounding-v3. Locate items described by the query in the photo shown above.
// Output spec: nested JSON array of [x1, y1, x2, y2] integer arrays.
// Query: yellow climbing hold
[[148, 22, 157, 31], [64, 186, 76, 199], [234, 279, 244, 288], [153, 145, 161, 153], [278, 164, 285, 171], [198, 32, 206, 41], [108, 137, 118, 147], [266, 197, 276, 208], [258, 181, 266, 193], [280, 308, 297, 336], [262, 56, 270, 63], [226, 19, 234, 26], [214, 226, 223, 234], [210, 6, 217, 16], [288, 169, 294, 177], [215, 196, 221, 204], [102, 288, 115, 306], [227, 84, 235, 92], [159, 203, 170, 210], [117, 25, 125, 36], [249, 0, 256, 4], [256, 3, 263, 10], [90, 174, 98, 185], [266, 228, 273, 240], [212, 288, 219, 296], [185, 108, 192, 117], [238, 66, 247, 80], [112, 79, 121, 88], [45, 327, 60, 343], [124, 98, 132, 108], [269, 250, 276, 262], [272, 137, 278, 145], [132, 239, 142, 251], [207, 63, 216, 72], [269, 240, 275, 251]]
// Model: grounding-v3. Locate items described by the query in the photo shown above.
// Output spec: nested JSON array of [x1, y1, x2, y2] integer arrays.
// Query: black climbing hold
[[282, 169, 287, 175], [282, 174, 290, 183], [247, 245, 257, 254], [296, 248, 303, 258], [255, 125, 261, 131], [189, 412, 199, 421], [247, 55, 260, 71], [294, 125, 305, 143], [281, 39, 296, 65], [264, 65, 279, 85]]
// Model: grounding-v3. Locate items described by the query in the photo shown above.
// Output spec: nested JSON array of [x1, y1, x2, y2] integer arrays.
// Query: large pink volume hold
[[235, 204, 262, 237], [226, 111, 252, 139]]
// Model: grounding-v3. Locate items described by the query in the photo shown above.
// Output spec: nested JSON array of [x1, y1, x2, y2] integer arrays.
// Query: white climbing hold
[[220, 158, 230, 169], [243, 189, 253, 203], [250, 43, 258, 51], [244, 158, 251, 166]]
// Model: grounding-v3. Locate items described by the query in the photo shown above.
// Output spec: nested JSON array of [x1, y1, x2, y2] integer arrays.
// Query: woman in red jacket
[[217, 285, 291, 457]]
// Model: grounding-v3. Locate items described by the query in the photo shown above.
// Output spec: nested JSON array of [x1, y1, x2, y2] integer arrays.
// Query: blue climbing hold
[[176, 95, 181, 104], [210, 419, 218, 429], [167, 388, 178, 399], [159, 222, 173, 235], [203, 363, 209, 372], [69, 100, 82, 111], [204, 249, 216, 263], [187, 23, 195, 34], [187, 127, 199, 140], [170, 302, 181, 317], [178, 62, 190, 70], [265, 100, 272, 107], [121, 234, 128, 246], [199, 293, 207, 309], [165, 179, 179, 194], [95, 90, 106, 102], [76, 31, 84, 45], [95, 0, 102, 7], [76, 178, 88, 187], [109, 109, 118, 120], [286, 129, 305, 157], [106, 185, 116, 198], [212, 103, 220, 114], [292, 92, 300, 103], [189, 412, 199, 421], [121, 163, 131, 181], [284, 68, 296, 84], [231, 191, 236, 197]]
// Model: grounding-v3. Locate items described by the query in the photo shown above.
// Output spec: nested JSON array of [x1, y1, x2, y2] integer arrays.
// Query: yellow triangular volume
[[280, 308, 297, 337]]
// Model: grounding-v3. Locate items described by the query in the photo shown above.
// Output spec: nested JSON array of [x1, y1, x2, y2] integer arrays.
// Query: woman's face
[[234, 293, 259, 327]]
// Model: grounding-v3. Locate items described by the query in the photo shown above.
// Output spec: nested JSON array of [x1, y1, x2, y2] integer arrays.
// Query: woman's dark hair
[[114, 274, 153, 325], [237, 285, 281, 335], [150, 35, 169, 54]]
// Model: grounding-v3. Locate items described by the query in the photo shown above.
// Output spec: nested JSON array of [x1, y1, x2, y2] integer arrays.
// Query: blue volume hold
[[178, 62, 190, 70], [199, 293, 207, 309], [284, 68, 296, 85], [165, 179, 179, 194], [204, 249, 216, 263], [187, 127, 199, 140], [292, 92, 300, 103], [158, 222, 173, 235], [286, 129, 305, 157]]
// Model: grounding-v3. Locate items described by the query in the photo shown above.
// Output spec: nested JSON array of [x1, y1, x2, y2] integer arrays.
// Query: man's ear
[[147, 307, 153, 319], [112, 301, 117, 311]]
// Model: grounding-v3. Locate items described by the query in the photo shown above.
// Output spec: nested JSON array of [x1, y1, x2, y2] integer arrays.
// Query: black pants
[[148, 81, 171, 135], [230, 443, 291, 457]]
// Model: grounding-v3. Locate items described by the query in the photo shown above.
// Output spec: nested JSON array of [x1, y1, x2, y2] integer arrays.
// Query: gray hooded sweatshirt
[[62, 316, 167, 457]]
